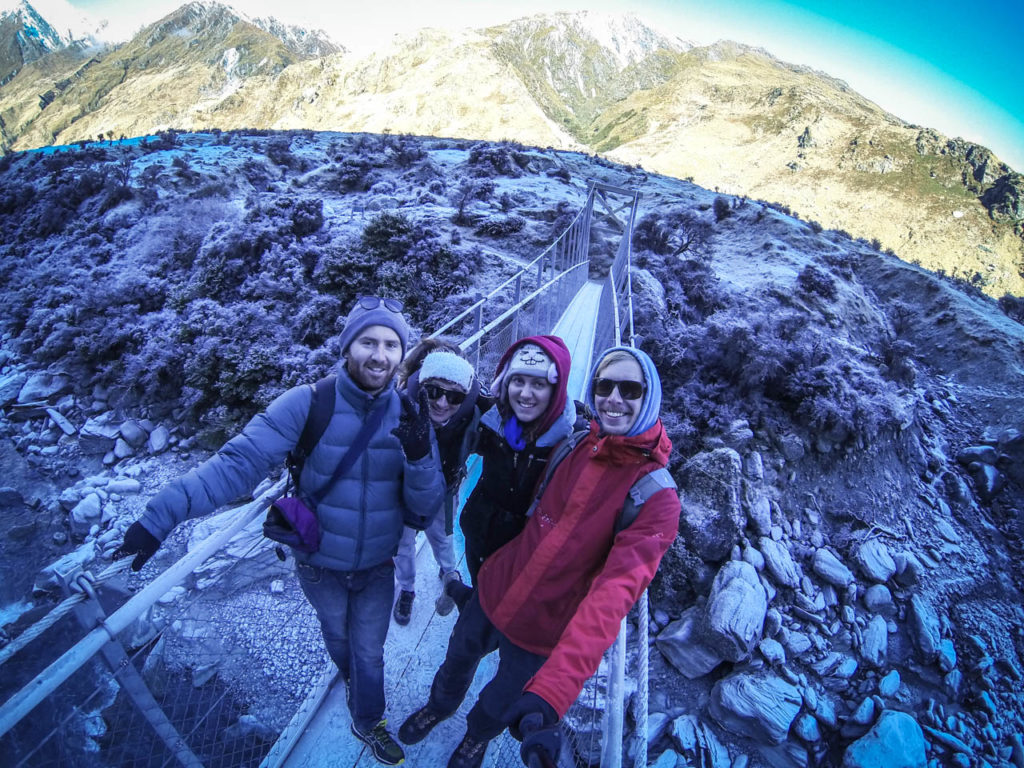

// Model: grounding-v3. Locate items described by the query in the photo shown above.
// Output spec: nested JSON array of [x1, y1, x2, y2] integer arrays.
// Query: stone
[[669, 714, 730, 768], [0, 371, 28, 406], [679, 449, 744, 561], [779, 433, 805, 461], [782, 629, 812, 656], [864, 584, 893, 613], [745, 452, 764, 481], [743, 544, 766, 571], [759, 536, 801, 588], [759, 638, 786, 666], [956, 445, 998, 465], [707, 560, 767, 661], [656, 607, 724, 679], [70, 493, 103, 536], [80, 414, 122, 455], [148, 425, 171, 453], [812, 548, 855, 587], [708, 672, 802, 745], [878, 670, 900, 697], [856, 539, 896, 583], [113, 438, 134, 459], [107, 478, 142, 495], [861, 615, 888, 668], [893, 552, 925, 586], [794, 713, 821, 742], [850, 697, 876, 726], [17, 371, 72, 403], [967, 462, 1004, 501], [908, 595, 942, 661], [119, 419, 149, 447], [749, 494, 773, 536], [843, 710, 927, 768], [45, 407, 76, 435], [937, 638, 957, 672]]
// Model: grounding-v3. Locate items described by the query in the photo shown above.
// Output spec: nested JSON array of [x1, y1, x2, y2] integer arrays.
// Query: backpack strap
[[287, 375, 337, 490], [525, 427, 590, 517], [615, 467, 677, 533]]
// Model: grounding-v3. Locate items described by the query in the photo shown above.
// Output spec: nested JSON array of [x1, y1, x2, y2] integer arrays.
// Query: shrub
[[998, 294, 1024, 324], [796, 265, 838, 300], [713, 196, 732, 222], [475, 215, 525, 237]]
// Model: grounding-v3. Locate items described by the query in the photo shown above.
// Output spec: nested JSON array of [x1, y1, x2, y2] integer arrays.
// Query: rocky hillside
[[1, 4, 1021, 299], [1, 130, 1023, 767]]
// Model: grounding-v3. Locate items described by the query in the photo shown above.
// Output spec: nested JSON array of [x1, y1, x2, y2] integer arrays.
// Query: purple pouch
[[263, 497, 320, 553]]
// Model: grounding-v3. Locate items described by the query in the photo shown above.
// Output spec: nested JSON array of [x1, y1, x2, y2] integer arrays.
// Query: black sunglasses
[[592, 378, 645, 400], [358, 295, 404, 312], [424, 384, 466, 405]]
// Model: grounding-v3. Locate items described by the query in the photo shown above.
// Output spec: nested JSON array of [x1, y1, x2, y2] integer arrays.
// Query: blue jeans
[[394, 516, 457, 592], [429, 593, 546, 741], [296, 560, 395, 731]]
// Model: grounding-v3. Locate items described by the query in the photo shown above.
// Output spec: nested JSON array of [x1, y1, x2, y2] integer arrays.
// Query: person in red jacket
[[398, 346, 681, 768]]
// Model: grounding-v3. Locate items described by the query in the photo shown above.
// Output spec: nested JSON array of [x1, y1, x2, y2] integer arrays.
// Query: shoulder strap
[[288, 375, 337, 488], [307, 395, 389, 506], [525, 427, 590, 517], [615, 467, 677, 533]]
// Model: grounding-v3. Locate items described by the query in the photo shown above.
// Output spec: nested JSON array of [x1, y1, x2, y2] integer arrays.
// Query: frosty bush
[[796, 265, 838, 300], [475, 215, 525, 237]]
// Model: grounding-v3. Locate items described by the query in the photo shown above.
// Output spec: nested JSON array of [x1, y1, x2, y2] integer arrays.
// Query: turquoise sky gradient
[[69, 0, 1024, 170]]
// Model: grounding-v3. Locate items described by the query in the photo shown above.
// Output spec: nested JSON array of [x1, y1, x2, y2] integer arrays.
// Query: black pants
[[428, 592, 546, 740]]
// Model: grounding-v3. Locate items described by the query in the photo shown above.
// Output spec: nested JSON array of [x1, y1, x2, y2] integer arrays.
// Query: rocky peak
[[0, 0, 66, 83], [248, 16, 344, 59]]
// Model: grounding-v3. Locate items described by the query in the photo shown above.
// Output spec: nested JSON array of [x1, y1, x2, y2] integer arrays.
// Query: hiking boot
[[398, 704, 448, 744], [435, 570, 462, 616], [447, 732, 490, 768], [351, 719, 405, 765], [393, 590, 414, 626]]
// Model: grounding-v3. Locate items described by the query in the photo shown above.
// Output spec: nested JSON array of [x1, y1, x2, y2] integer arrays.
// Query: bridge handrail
[[431, 191, 593, 339], [0, 478, 286, 739]]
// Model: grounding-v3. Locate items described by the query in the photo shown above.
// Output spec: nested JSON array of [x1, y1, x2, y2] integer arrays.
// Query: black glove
[[520, 722, 561, 768], [391, 390, 432, 461], [112, 521, 161, 571], [506, 692, 558, 741]]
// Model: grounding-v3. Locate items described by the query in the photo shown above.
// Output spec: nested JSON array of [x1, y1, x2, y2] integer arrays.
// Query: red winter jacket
[[477, 419, 681, 717]]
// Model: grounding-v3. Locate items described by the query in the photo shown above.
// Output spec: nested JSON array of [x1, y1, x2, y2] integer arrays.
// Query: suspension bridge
[[0, 181, 647, 768]]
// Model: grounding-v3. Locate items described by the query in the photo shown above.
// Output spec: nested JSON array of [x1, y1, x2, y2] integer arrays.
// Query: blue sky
[[62, 0, 1024, 170]]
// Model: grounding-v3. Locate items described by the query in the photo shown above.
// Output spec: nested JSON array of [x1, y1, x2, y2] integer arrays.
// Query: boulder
[[679, 448, 744, 562], [748, 494, 773, 536], [842, 710, 926, 768], [707, 561, 767, 661], [759, 536, 801, 588], [119, 419, 149, 447], [80, 414, 122, 455], [708, 672, 802, 745], [148, 426, 171, 453], [908, 594, 942, 662], [70, 493, 103, 536], [812, 548, 854, 587], [669, 714, 730, 768], [656, 607, 724, 679], [966, 462, 1004, 501], [892, 552, 925, 586], [860, 615, 888, 668], [856, 539, 896, 583], [0, 486, 23, 508], [17, 371, 72, 403], [0, 371, 28, 406]]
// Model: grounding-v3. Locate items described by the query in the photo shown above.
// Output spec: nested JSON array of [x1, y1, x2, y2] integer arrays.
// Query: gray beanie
[[338, 297, 411, 356]]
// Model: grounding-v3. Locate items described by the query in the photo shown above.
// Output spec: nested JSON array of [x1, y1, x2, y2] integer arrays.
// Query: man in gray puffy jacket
[[114, 296, 445, 765]]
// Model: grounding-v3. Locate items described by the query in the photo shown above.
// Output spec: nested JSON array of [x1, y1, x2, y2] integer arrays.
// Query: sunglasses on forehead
[[592, 378, 645, 400], [424, 384, 466, 405], [358, 295, 404, 312]]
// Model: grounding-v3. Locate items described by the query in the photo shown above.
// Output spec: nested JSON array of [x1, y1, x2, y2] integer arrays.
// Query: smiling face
[[506, 373, 553, 424], [345, 325, 402, 393], [593, 356, 644, 435], [422, 377, 467, 425]]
